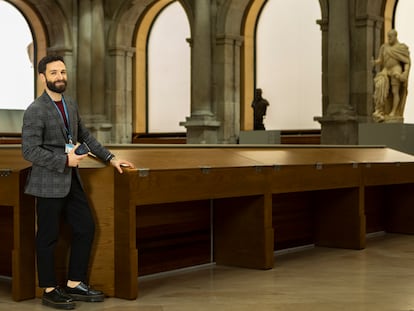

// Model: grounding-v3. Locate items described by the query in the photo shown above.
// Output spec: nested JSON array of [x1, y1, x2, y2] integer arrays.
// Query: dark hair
[[37, 55, 65, 74]]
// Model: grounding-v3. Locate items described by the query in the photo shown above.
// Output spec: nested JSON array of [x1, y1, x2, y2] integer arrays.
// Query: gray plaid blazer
[[22, 91, 112, 198]]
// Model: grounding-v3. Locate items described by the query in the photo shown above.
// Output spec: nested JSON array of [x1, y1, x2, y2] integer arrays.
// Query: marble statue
[[372, 29, 411, 123], [251, 88, 269, 130]]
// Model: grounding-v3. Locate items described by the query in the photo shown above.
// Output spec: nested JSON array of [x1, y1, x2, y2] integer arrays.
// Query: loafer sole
[[69, 293, 105, 302], [42, 298, 76, 310]]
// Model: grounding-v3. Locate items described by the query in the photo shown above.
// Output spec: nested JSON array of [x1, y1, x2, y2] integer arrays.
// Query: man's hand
[[110, 157, 135, 174], [67, 144, 89, 167]]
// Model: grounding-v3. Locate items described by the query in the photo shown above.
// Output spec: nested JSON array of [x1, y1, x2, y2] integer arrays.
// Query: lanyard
[[50, 94, 73, 144]]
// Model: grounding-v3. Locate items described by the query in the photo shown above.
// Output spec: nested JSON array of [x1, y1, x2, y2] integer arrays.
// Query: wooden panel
[[233, 148, 353, 165], [130, 167, 267, 205], [269, 164, 360, 193], [234, 147, 414, 165], [363, 163, 414, 185], [112, 148, 261, 170], [315, 187, 365, 249], [213, 195, 274, 269], [132, 132, 186, 144], [114, 170, 138, 299], [364, 186, 387, 233], [0, 166, 36, 301], [272, 192, 314, 250], [0, 205, 13, 276], [0, 172, 19, 206], [0, 137, 21, 144], [385, 183, 414, 233], [331, 147, 414, 163], [12, 169, 35, 301], [80, 167, 115, 295], [137, 200, 210, 275]]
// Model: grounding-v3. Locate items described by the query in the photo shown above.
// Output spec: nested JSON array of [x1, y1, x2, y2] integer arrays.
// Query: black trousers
[[35, 174, 95, 288]]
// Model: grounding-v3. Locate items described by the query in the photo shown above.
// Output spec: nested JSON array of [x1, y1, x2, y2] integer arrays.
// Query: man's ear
[[39, 73, 46, 83]]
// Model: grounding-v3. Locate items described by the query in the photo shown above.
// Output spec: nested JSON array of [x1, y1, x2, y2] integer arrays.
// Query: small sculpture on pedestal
[[251, 88, 270, 130], [372, 29, 411, 123]]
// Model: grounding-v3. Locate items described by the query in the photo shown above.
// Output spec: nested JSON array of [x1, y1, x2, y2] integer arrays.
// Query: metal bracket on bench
[[0, 169, 12, 177], [273, 164, 281, 171], [315, 162, 323, 170], [200, 166, 211, 174], [255, 166, 263, 173], [351, 162, 358, 169], [137, 168, 149, 177]]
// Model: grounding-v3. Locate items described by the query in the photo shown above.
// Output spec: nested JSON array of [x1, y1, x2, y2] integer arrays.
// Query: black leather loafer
[[42, 286, 76, 310], [65, 282, 105, 302]]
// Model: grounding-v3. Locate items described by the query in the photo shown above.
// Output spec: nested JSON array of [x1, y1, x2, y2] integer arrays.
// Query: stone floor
[[2, 233, 414, 310]]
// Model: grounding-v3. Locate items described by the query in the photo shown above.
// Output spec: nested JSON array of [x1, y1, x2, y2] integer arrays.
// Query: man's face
[[43, 61, 67, 93]]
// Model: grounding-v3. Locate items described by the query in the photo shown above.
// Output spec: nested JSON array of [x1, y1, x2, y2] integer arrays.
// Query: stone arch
[[240, 0, 266, 130], [240, 0, 325, 131], [196, 0, 253, 141], [318, 0, 328, 21], [6, 1, 73, 97], [384, 0, 397, 38], [134, 0, 184, 133], [4, 0, 49, 96], [106, 0, 191, 136]]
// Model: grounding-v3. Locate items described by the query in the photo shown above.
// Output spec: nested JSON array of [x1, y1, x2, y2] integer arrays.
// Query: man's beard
[[46, 79, 67, 93]]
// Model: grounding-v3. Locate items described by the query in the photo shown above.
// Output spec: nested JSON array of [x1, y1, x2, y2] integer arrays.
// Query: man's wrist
[[107, 154, 116, 162]]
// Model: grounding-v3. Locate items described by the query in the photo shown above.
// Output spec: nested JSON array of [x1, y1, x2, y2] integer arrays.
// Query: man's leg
[[36, 197, 76, 309], [64, 174, 104, 302], [65, 175, 95, 283], [36, 197, 65, 288]]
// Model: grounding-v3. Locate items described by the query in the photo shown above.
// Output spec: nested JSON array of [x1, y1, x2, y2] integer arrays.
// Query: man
[[22, 55, 135, 309], [251, 88, 270, 130], [372, 29, 411, 122]]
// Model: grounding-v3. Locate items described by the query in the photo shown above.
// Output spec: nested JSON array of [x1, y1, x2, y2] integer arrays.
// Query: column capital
[[215, 34, 244, 46], [355, 15, 384, 28], [108, 46, 135, 57]]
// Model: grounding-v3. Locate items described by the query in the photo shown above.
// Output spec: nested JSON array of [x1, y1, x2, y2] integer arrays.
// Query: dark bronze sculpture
[[251, 88, 269, 130]]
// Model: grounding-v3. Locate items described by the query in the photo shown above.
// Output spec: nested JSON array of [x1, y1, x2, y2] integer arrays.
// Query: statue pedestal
[[239, 130, 281, 144], [359, 123, 414, 155]]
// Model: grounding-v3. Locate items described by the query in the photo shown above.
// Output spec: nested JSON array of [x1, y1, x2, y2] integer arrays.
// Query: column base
[[180, 115, 221, 144], [83, 115, 114, 143], [314, 115, 358, 145]]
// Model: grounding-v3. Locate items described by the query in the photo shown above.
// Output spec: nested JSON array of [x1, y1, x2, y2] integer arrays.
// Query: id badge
[[65, 143, 75, 154]]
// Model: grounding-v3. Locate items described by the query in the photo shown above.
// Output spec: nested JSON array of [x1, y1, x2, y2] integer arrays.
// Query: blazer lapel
[[41, 92, 70, 141]]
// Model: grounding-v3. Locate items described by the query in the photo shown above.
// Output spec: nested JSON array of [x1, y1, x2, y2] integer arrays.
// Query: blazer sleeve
[[22, 95, 68, 173], [66, 98, 113, 162]]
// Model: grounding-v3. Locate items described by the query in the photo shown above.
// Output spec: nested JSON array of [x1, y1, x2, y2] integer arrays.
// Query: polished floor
[[2, 233, 414, 310]]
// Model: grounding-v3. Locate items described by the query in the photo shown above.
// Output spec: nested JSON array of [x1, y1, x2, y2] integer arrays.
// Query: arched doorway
[[134, 0, 190, 134]]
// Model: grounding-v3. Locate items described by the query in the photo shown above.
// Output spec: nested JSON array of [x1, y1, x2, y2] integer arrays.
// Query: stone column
[[215, 34, 243, 144], [77, 0, 111, 142], [108, 47, 135, 143], [315, 0, 357, 144], [353, 11, 383, 122], [180, 0, 220, 144]]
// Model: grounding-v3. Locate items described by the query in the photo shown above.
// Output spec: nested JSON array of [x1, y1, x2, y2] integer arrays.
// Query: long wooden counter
[[2, 145, 414, 301], [0, 146, 35, 301]]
